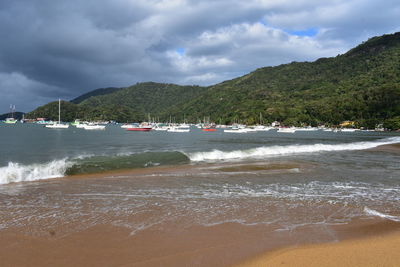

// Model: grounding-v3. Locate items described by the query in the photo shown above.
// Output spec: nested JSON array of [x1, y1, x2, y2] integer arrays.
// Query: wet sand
[[1, 219, 399, 267], [233, 143, 400, 267], [370, 142, 400, 153]]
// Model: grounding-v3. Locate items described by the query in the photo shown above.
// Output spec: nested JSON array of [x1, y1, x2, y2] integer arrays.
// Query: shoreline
[[369, 142, 400, 153], [231, 141, 400, 267], [1, 142, 399, 266]]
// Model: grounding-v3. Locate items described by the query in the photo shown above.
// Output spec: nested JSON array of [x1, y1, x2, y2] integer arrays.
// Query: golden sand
[[234, 230, 400, 267]]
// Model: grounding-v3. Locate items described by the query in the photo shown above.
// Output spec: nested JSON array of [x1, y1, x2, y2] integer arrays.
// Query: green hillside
[[79, 82, 205, 117], [28, 82, 206, 122], [70, 87, 121, 104], [164, 32, 400, 128], [27, 32, 400, 129]]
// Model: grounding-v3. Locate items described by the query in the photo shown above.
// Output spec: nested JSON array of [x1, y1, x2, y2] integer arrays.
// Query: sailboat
[[3, 105, 17, 124], [45, 99, 69, 129]]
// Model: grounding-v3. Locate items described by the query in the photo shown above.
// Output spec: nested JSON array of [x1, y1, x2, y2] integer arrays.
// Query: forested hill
[[79, 82, 205, 114], [70, 87, 122, 104], [28, 82, 206, 122], [27, 32, 400, 128], [165, 32, 400, 128]]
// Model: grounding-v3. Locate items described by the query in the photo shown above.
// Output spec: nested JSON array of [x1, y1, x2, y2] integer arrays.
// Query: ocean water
[[0, 123, 399, 240]]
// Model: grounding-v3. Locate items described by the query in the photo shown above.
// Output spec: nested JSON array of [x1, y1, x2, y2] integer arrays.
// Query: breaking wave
[[0, 151, 190, 185], [0, 159, 72, 185], [1, 137, 399, 185], [188, 137, 400, 162]]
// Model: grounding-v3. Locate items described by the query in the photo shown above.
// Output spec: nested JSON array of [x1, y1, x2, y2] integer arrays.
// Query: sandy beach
[[235, 229, 400, 267], [0, 218, 399, 267]]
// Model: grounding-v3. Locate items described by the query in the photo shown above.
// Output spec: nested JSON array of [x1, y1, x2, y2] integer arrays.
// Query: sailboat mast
[[58, 99, 61, 124]]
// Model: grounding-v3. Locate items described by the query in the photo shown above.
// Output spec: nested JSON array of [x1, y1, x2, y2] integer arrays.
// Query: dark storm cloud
[[0, 0, 399, 113]]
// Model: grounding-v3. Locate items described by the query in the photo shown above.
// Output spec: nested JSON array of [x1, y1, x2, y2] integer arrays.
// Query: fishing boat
[[45, 99, 69, 129]]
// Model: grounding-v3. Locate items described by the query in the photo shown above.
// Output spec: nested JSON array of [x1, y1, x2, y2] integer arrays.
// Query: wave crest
[[0, 159, 72, 185], [0, 151, 190, 185], [188, 137, 400, 162]]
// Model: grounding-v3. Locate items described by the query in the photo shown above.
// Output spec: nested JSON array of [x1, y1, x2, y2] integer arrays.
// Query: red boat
[[126, 126, 152, 131], [202, 128, 217, 132]]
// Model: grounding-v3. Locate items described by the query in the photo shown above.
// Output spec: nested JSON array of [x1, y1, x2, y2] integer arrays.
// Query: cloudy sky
[[0, 0, 399, 113]]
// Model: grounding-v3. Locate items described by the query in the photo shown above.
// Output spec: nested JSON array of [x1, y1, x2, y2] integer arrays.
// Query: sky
[[0, 0, 399, 113]]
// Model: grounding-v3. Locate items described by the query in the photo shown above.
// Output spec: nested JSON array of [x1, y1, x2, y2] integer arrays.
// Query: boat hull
[[126, 128, 152, 131], [83, 125, 106, 130], [45, 124, 70, 129]]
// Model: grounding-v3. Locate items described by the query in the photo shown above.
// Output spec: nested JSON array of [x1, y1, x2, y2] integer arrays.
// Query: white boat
[[253, 125, 273, 131], [76, 123, 87, 128], [224, 128, 248, 133], [278, 127, 296, 133], [224, 125, 249, 133], [296, 127, 319, 131], [46, 123, 69, 129], [243, 127, 258, 132], [340, 128, 358, 132], [153, 124, 169, 131], [45, 99, 69, 129], [3, 105, 17, 124], [167, 126, 190, 133], [3, 117, 17, 124], [71, 120, 87, 127], [83, 123, 105, 130], [121, 124, 135, 129]]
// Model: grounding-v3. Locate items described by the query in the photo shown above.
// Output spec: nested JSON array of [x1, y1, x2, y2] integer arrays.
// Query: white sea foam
[[0, 159, 72, 185], [364, 207, 400, 222], [188, 137, 400, 161]]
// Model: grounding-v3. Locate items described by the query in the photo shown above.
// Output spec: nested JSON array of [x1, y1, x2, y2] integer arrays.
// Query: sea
[[1, 123, 399, 265]]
